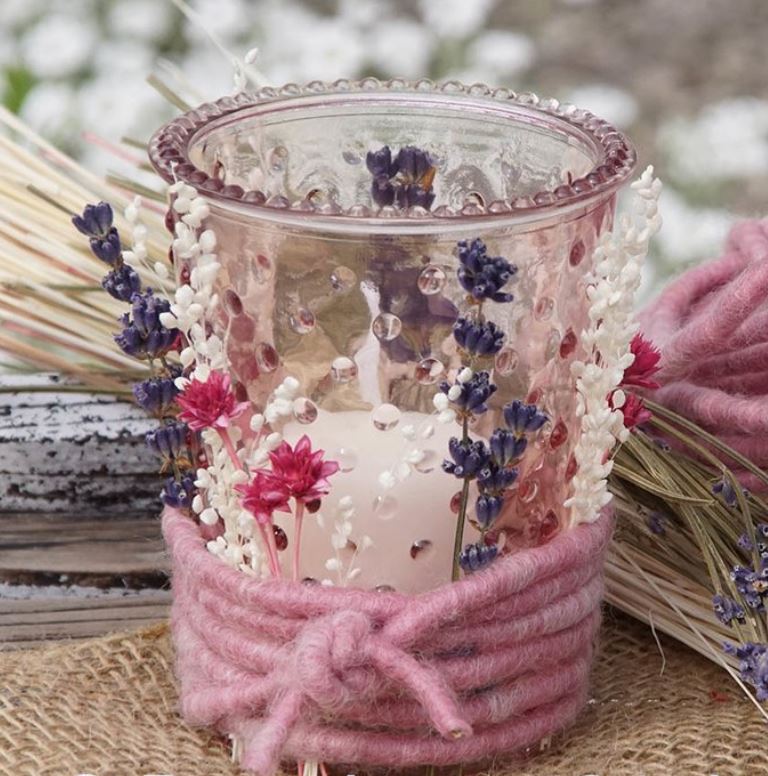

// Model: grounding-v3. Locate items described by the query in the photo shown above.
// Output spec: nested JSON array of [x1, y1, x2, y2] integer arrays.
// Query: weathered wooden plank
[[0, 373, 162, 514], [0, 587, 171, 646], [0, 513, 167, 586], [0, 617, 167, 644], [0, 603, 169, 627], [0, 589, 171, 614], [2, 472, 161, 513]]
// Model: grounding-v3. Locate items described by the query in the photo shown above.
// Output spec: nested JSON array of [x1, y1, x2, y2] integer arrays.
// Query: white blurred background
[[3, 0, 767, 296]]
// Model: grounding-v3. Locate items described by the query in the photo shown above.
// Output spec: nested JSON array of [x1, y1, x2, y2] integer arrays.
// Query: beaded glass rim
[[148, 77, 637, 222]]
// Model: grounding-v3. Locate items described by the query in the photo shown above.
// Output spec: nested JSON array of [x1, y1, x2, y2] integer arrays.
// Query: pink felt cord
[[638, 218, 768, 490], [254, 689, 589, 768], [163, 507, 611, 775]]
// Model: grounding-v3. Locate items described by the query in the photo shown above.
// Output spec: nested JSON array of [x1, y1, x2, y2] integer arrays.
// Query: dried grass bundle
[[0, 107, 169, 393]]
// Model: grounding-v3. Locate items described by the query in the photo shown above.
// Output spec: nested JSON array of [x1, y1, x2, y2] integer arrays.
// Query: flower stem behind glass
[[452, 415, 471, 582]]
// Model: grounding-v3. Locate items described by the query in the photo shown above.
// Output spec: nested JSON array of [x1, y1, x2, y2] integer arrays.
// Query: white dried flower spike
[[565, 166, 662, 526], [446, 384, 461, 401], [121, 196, 172, 293], [433, 392, 449, 412], [323, 496, 371, 587], [166, 187, 225, 379], [437, 409, 457, 424]]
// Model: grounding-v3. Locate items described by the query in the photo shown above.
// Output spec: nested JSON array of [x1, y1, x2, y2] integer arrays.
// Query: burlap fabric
[[1, 611, 765, 776]]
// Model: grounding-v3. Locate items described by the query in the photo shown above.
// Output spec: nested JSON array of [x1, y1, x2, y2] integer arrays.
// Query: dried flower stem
[[451, 415, 471, 582], [258, 523, 281, 578], [293, 501, 305, 583], [218, 428, 242, 471]]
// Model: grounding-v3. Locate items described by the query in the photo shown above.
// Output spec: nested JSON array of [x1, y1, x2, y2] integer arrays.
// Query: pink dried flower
[[177, 370, 250, 431], [622, 333, 661, 390], [619, 392, 652, 430], [236, 471, 291, 526], [264, 435, 340, 504]]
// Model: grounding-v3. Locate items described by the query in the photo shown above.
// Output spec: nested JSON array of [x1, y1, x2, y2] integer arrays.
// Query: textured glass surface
[[187, 93, 599, 212], [155, 84, 634, 593]]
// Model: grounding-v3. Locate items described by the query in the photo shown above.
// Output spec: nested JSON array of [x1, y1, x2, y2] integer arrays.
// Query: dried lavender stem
[[451, 415, 471, 582]]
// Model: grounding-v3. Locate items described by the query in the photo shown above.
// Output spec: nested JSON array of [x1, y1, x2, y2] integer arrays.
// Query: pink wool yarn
[[638, 219, 768, 490], [163, 507, 612, 776]]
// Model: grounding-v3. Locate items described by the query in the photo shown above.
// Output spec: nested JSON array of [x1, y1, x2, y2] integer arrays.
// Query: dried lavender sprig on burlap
[[607, 396, 768, 708]]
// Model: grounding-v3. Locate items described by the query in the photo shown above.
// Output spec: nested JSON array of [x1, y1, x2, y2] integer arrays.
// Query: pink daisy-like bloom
[[236, 471, 291, 526], [622, 332, 662, 390], [264, 435, 340, 505], [177, 370, 250, 431], [619, 392, 652, 430]]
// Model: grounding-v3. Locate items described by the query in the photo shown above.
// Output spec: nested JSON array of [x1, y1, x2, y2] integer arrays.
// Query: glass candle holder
[[149, 79, 636, 594]]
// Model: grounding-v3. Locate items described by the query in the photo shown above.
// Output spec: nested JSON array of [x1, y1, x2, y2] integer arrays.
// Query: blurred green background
[[3, 0, 767, 296]]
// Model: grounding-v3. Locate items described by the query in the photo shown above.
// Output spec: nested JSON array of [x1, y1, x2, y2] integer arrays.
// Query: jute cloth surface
[[2, 611, 765, 776]]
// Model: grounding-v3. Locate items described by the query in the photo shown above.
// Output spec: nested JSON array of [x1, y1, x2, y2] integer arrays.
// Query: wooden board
[[0, 375, 172, 644], [0, 511, 169, 644], [0, 373, 161, 513], [0, 590, 171, 649], [0, 512, 167, 586]]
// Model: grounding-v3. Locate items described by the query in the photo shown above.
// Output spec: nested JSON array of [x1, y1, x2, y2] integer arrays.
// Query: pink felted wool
[[162, 507, 613, 776], [638, 219, 768, 490]]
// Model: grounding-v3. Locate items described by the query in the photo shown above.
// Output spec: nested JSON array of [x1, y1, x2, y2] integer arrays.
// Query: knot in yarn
[[291, 610, 379, 710]]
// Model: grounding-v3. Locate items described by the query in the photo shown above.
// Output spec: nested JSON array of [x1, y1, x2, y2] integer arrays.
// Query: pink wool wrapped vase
[[163, 506, 613, 775]]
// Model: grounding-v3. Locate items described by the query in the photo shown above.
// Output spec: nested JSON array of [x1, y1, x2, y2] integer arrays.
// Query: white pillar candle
[[277, 408, 478, 594]]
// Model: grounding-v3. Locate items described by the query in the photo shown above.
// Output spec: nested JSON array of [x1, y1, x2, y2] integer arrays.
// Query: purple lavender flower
[[102, 264, 141, 301], [712, 475, 739, 508], [72, 202, 114, 238], [366, 146, 397, 178], [442, 437, 490, 479], [452, 317, 506, 357], [647, 511, 666, 536], [731, 561, 768, 611], [503, 399, 548, 435], [475, 494, 504, 529], [395, 146, 433, 181], [371, 175, 396, 207], [89, 229, 122, 265], [161, 471, 196, 509], [738, 523, 768, 557], [459, 541, 498, 573], [440, 371, 497, 415], [723, 642, 768, 701], [738, 533, 754, 552], [133, 376, 179, 416], [366, 144, 435, 210], [72, 200, 123, 266], [395, 182, 435, 209], [114, 290, 178, 359], [713, 594, 746, 626], [477, 462, 518, 494], [489, 428, 528, 467], [145, 421, 188, 460], [456, 239, 517, 304]]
